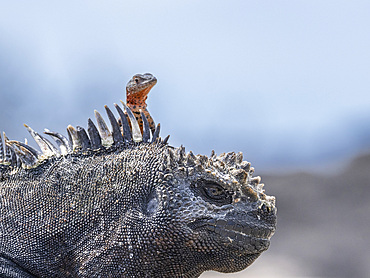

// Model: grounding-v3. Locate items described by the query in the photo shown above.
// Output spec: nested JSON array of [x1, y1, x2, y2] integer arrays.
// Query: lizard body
[[126, 73, 157, 134]]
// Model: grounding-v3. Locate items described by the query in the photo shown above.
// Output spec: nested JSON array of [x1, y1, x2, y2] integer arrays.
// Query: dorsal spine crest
[[0, 103, 168, 172]]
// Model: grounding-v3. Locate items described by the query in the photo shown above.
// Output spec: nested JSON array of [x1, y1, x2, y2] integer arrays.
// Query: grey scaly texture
[[0, 101, 276, 277]]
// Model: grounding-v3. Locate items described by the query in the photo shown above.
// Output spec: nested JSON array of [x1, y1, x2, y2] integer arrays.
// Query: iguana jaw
[[188, 216, 275, 254]]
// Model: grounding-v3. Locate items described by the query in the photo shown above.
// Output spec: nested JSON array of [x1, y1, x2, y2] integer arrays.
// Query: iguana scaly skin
[[0, 74, 276, 278]]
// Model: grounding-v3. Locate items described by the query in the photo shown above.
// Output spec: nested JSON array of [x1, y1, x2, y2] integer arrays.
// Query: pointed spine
[[24, 124, 58, 157], [2, 132, 12, 165], [120, 100, 142, 143], [105, 105, 124, 146], [240, 161, 251, 172], [0, 132, 4, 164], [224, 152, 236, 166], [176, 145, 185, 163], [67, 125, 82, 151], [236, 152, 243, 164], [231, 169, 248, 184], [162, 135, 170, 144], [76, 126, 91, 150], [186, 151, 197, 166], [250, 176, 261, 186], [8, 140, 40, 158], [87, 118, 102, 150], [140, 111, 150, 143], [5, 140, 39, 167], [44, 129, 71, 155], [152, 123, 161, 143], [94, 110, 113, 147], [114, 104, 132, 143]]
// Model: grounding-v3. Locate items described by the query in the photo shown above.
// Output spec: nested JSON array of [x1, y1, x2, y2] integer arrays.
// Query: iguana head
[[145, 145, 277, 275]]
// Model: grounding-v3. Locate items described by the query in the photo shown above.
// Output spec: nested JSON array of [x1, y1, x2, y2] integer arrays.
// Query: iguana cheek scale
[[0, 73, 276, 278]]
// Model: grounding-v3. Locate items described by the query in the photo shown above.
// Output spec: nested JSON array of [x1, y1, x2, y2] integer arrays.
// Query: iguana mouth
[[188, 219, 275, 253]]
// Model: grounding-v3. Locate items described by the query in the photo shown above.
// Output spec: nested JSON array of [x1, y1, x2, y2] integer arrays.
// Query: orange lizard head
[[126, 73, 157, 106]]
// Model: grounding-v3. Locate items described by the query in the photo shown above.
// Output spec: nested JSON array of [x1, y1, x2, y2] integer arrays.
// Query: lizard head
[[155, 147, 277, 274], [126, 73, 157, 106]]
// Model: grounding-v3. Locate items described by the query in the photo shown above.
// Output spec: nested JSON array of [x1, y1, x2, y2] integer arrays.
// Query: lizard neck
[[126, 86, 152, 107]]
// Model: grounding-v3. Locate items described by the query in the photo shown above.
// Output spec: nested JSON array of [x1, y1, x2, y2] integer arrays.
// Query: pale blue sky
[[0, 1, 369, 171]]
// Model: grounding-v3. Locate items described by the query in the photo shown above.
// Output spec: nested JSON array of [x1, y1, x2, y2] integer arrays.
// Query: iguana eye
[[192, 179, 232, 206], [203, 184, 227, 200]]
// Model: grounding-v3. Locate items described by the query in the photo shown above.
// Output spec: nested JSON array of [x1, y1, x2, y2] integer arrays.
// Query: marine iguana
[[0, 74, 276, 277]]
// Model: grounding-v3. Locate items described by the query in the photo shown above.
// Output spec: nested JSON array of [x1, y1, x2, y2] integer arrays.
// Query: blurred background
[[0, 1, 369, 277]]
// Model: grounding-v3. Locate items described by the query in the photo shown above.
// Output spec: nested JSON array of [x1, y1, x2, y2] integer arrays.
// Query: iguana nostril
[[261, 203, 268, 213]]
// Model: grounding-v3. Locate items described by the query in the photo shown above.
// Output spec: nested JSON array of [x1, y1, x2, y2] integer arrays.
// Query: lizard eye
[[192, 179, 232, 206], [203, 184, 227, 200]]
